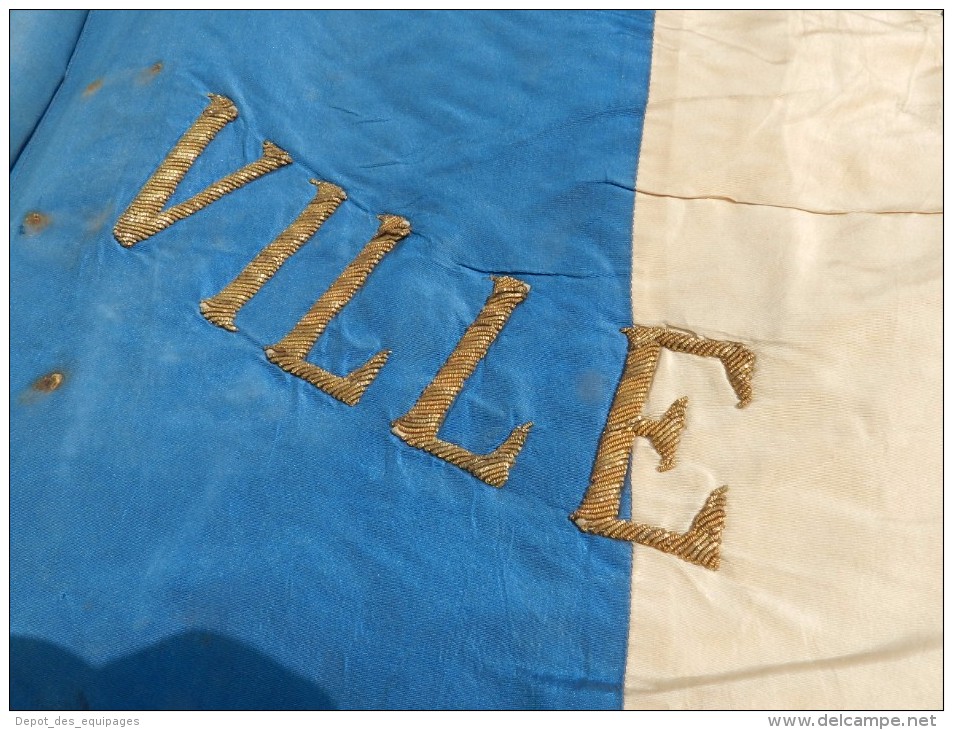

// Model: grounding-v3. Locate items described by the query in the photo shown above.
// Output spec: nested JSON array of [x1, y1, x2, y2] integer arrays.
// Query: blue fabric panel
[[10, 10, 89, 167], [10, 11, 654, 709]]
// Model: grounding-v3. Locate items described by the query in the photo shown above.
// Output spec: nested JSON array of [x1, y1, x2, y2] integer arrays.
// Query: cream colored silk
[[625, 10, 941, 710]]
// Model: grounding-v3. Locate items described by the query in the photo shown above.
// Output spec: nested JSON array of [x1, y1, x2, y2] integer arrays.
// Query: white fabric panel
[[624, 10, 941, 710]]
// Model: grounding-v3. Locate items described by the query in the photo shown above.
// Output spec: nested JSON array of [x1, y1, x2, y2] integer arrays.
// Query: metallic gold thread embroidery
[[113, 94, 292, 247], [200, 180, 347, 332], [570, 326, 755, 570], [391, 276, 534, 488], [264, 214, 411, 406]]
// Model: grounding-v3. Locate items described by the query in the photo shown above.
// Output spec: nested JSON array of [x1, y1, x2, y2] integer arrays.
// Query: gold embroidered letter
[[264, 214, 411, 406], [570, 326, 755, 570], [200, 180, 347, 332], [392, 276, 533, 488], [114, 94, 292, 247]]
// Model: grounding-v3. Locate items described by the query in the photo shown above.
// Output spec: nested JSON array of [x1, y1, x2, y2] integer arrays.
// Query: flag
[[9, 10, 941, 710]]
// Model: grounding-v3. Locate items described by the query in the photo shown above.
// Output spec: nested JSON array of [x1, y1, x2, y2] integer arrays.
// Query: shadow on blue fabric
[[10, 632, 336, 710]]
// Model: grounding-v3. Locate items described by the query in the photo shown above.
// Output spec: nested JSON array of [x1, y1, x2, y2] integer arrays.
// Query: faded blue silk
[[9, 10, 89, 167], [10, 11, 654, 709]]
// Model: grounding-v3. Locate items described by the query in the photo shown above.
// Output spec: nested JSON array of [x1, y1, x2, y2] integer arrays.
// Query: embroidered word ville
[[112, 93, 756, 570]]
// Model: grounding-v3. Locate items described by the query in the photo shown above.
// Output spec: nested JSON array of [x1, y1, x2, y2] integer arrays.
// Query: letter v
[[113, 93, 292, 247]]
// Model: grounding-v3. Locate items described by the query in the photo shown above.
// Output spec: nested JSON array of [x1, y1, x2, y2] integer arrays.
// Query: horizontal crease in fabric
[[635, 188, 942, 216]]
